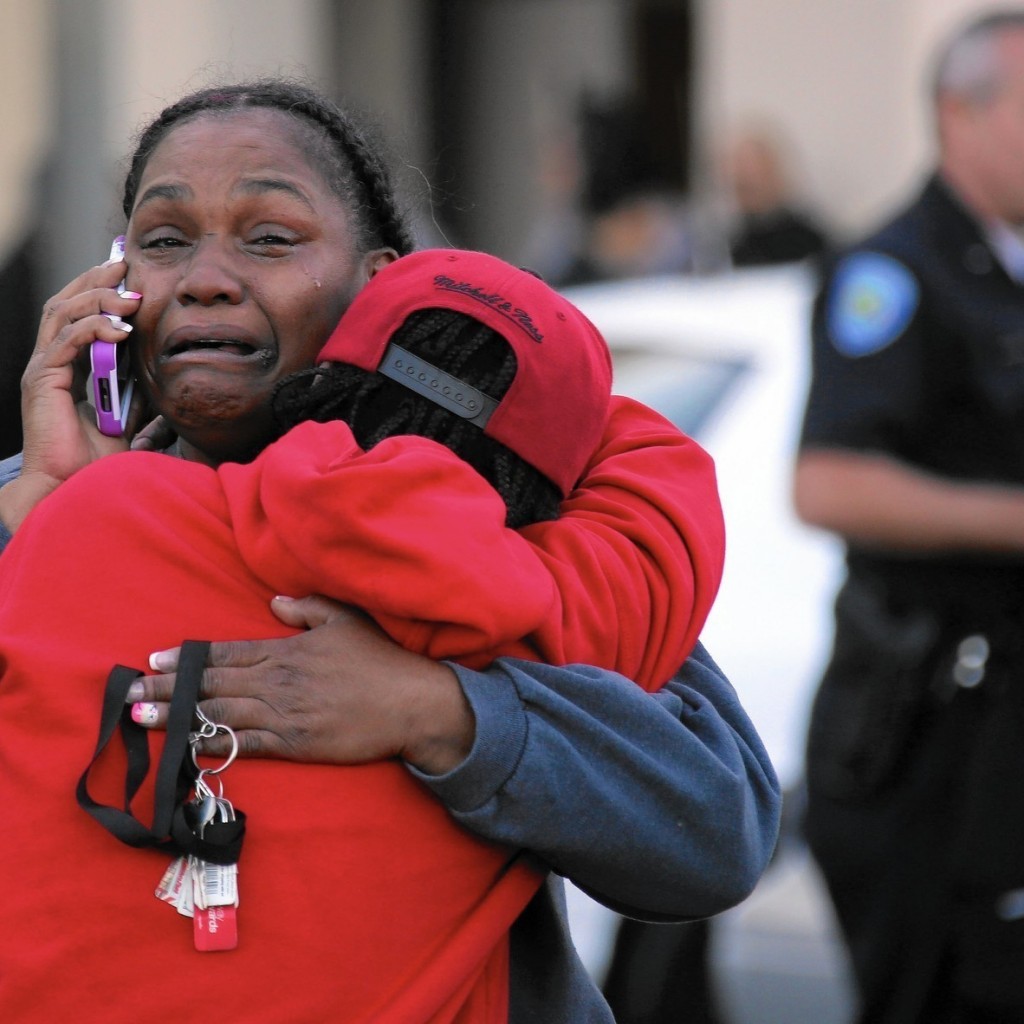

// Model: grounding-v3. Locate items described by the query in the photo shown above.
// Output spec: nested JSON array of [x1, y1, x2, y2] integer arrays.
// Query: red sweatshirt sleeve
[[220, 397, 724, 690], [519, 395, 724, 690], [219, 420, 559, 664]]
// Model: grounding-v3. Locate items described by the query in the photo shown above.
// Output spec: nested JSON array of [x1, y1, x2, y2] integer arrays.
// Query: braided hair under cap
[[272, 308, 563, 530], [121, 80, 415, 257]]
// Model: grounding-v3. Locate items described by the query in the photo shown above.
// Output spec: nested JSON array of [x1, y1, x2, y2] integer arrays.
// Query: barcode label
[[192, 859, 238, 909]]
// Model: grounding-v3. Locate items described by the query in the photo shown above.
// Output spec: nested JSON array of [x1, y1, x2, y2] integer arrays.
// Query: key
[[183, 712, 243, 951]]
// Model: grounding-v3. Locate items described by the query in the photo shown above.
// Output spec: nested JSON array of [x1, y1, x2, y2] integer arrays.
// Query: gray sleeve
[[409, 643, 782, 922], [0, 452, 23, 552]]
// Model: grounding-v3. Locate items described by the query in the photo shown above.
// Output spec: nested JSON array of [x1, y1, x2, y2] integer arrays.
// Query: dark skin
[[126, 110, 383, 467], [4, 108, 475, 775], [0, 258, 144, 530], [128, 596, 475, 775]]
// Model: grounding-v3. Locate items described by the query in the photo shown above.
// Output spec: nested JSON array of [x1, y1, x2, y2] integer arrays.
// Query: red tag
[[193, 905, 238, 951]]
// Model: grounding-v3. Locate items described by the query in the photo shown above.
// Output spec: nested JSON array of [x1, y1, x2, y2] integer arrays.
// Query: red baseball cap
[[318, 248, 613, 496]]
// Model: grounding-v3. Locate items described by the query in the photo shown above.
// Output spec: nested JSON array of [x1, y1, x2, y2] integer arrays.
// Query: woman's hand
[[0, 257, 143, 530], [126, 596, 477, 775]]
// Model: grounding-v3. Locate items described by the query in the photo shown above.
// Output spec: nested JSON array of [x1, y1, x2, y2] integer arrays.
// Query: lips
[[161, 325, 273, 365], [167, 338, 257, 357]]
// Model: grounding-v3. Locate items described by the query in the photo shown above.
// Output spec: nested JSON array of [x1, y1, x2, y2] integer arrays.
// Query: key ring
[[193, 769, 227, 802], [189, 707, 239, 777]]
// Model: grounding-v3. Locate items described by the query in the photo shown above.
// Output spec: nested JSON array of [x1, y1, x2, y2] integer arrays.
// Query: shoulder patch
[[826, 251, 919, 357]]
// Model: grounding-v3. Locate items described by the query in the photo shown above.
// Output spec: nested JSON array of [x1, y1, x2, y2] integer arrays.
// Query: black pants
[[805, 663, 1024, 1024], [602, 917, 722, 1024]]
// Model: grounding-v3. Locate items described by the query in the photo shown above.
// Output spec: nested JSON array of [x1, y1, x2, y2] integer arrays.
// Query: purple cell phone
[[90, 237, 134, 437]]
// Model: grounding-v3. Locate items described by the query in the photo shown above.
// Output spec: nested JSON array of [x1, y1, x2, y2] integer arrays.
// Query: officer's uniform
[[801, 174, 1024, 1023]]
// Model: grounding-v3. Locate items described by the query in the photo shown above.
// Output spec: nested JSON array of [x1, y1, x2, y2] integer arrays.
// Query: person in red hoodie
[[182, 245, 718, 682], [0, 84, 752, 1023]]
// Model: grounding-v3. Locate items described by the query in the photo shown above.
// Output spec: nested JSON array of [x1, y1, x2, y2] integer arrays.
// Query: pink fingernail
[[131, 703, 159, 726], [121, 290, 142, 299]]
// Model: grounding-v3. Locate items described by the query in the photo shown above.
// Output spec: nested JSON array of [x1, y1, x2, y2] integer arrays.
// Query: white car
[[563, 266, 855, 1022]]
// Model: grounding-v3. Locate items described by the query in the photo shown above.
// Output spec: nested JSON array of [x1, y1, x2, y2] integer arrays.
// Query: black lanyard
[[76, 639, 243, 861]]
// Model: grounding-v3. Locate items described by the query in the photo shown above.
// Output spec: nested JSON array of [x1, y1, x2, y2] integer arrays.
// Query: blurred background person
[[522, 92, 727, 286], [719, 122, 832, 269], [794, 10, 1024, 1023]]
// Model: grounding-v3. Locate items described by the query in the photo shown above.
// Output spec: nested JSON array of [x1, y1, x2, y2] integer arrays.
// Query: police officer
[[795, 11, 1024, 1024]]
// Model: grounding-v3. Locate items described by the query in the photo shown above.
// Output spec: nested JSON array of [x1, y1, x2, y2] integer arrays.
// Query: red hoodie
[[0, 396, 723, 1022]]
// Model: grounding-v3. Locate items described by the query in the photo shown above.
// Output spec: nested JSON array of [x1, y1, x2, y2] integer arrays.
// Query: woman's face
[[125, 107, 391, 465]]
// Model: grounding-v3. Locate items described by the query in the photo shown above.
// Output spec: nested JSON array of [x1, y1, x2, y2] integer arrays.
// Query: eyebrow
[[235, 177, 315, 210], [134, 182, 192, 210], [133, 177, 315, 213]]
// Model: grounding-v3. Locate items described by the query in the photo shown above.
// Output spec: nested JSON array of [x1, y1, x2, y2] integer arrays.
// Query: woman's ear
[[365, 248, 399, 280]]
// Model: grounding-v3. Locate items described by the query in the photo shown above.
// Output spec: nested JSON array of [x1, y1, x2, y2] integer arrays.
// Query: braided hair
[[121, 80, 415, 257], [273, 308, 563, 530]]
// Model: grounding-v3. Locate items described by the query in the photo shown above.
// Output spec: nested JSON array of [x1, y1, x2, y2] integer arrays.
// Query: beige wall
[[0, 0, 54, 251], [110, 0, 330, 156]]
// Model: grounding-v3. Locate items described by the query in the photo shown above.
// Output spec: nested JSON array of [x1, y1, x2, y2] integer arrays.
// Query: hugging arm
[[415, 643, 781, 920], [128, 601, 780, 920], [218, 395, 724, 687]]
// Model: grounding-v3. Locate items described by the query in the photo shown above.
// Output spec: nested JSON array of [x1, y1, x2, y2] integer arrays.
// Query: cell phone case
[[90, 340, 134, 436], [91, 237, 134, 436]]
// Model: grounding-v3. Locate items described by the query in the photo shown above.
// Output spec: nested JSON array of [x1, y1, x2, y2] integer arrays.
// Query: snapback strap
[[378, 342, 498, 427]]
